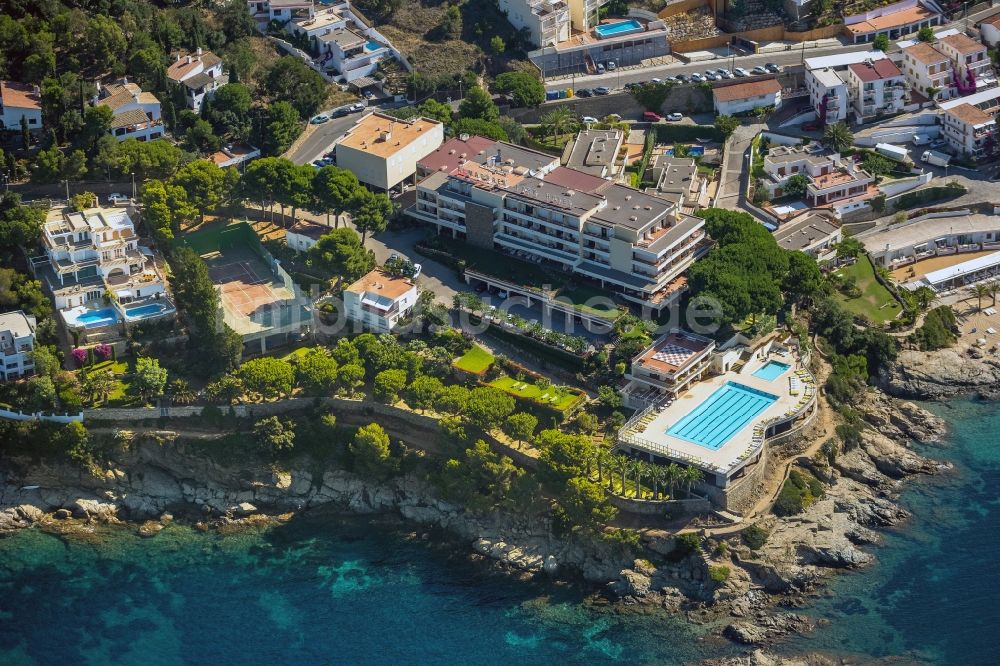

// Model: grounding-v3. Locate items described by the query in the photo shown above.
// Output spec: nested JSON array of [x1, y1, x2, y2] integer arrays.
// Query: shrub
[[672, 533, 702, 558], [71, 348, 88, 366], [741, 524, 769, 550], [707, 565, 730, 583], [773, 469, 824, 516]]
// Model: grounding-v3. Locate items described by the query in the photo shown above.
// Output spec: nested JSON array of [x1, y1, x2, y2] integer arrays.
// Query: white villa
[[167, 49, 228, 113], [343, 269, 418, 333], [96, 80, 163, 142], [30, 205, 174, 337], [0, 311, 37, 380]]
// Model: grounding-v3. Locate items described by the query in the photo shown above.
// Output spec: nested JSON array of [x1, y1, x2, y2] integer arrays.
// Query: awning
[[115, 290, 132, 299], [349, 76, 377, 90]]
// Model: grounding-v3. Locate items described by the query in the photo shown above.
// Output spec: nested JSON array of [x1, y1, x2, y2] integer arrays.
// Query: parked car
[[107, 193, 128, 205], [595, 63, 605, 74], [734, 67, 748, 77], [332, 107, 349, 118], [348, 102, 366, 112], [665, 75, 678, 83], [650, 78, 662, 84], [765, 63, 780, 73], [389, 253, 400, 263], [594, 86, 611, 95], [607, 61, 617, 71], [704, 71, 718, 81], [751, 65, 767, 75], [581, 116, 599, 123], [690, 73, 705, 82], [607, 113, 622, 121], [666, 112, 683, 121], [718, 68, 733, 79], [623, 82, 637, 90], [576, 88, 593, 97], [642, 111, 662, 122], [310, 113, 330, 124], [411, 263, 422, 278]]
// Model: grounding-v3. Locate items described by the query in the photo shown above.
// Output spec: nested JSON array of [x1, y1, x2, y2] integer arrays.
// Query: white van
[[912, 134, 932, 146]]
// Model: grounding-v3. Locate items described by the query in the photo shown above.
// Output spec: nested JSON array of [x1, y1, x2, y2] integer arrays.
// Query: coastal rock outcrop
[[881, 348, 1000, 399], [857, 390, 946, 443]]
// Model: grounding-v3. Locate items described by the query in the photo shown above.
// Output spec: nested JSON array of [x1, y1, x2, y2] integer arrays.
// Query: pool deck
[[623, 354, 801, 473]]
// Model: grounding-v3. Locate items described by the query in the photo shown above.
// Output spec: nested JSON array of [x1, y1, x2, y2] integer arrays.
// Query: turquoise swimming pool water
[[594, 20, 642, 39], [667, 382, 777, 450], [124, 303, 170, 320], [66, 307, 119, 329], [752, 360, 790, 381], [365, 40, 382, 51]]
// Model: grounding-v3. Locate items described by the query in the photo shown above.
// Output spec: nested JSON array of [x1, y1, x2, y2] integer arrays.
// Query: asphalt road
[[543, 6, 1000, 96], [285, 112, 363, 166]]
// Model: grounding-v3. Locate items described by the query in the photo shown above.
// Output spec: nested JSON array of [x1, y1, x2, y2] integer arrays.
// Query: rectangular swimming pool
[[752, 360, 791, 381], [365, 40, 382, 51], [594, 19, 643, 39], [667, 382, 777, 450]]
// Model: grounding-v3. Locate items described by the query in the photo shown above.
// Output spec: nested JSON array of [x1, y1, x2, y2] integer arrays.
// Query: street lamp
[[131, 172, 136, 200]]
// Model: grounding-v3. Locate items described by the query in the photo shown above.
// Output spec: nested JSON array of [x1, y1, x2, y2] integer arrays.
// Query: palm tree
[[168, 378, 195, 405], [85, 370, 116, 406], [614, 454, 631, 496], [594, 447, 611, 485], [648, 463, 661, 500], [913, 285, 937, 312], [681, 466, 705, 498], [972, 283, 991, 312], [664, 463, 683, 500], [988, 281, 1000, 307], [822, 122, 854, 153], [540, 106, 574, 143], [631, 458, 645, 499]]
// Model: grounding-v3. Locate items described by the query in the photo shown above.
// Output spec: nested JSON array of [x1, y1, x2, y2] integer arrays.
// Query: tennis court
[[204, 246, 293, 324]]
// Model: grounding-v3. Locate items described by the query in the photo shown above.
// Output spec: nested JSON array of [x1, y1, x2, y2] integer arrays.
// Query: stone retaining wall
[[608, 493, 711, 515]]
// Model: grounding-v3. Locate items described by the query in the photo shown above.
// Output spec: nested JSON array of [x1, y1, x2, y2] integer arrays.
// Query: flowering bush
[[95, 343, 113, 361], [71, 348, 88, 366]]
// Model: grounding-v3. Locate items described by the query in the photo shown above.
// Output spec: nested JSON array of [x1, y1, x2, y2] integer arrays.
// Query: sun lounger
[[988, 327, 997, 335]]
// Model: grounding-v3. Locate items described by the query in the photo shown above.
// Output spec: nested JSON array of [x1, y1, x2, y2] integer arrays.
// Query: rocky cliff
[[881, 348, 1000, 399], [0, 433, 631, 583]]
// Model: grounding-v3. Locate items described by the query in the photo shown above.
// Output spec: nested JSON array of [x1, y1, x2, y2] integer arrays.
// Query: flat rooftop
[[337, 112, 442, 159], [861, 213, 1000, 254], [591, 184, 673, 231], [636, 331, 714, 375], [345, 269, 414, 300], [804, 50, 886, 71], [503, 177, 604, 217], [773, 214, 840, 252], [564, 129, 622, 175], [766, 143, 830, 166], [543, 165, 610, 194], [0, 311, 35, 339], [845, 4, 938, 35]]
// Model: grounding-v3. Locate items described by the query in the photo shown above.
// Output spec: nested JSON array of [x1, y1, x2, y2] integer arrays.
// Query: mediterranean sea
[[0, 399, 996, 665]]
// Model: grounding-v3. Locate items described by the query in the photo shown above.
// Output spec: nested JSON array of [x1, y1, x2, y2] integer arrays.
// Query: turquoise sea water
[[0, 399, 997, 665]]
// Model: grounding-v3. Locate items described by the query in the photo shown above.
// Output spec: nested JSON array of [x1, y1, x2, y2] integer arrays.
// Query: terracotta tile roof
[[981, 11, 1000, 28], [98, 86, 160, 111], [167, 51, 223, 82], [419, 135, 496, 173], [0, 81, 41, 111], [946, 102, 995, 126], [344, 269, 414, 300], [109, 108, 152, 129], [713, 78, 781, 103], [848, 59, 903, 82], [903, 42, 948, 65], [939, 32, 986, 55], [286, 220, 330, 240], [845, 5, 937, 35], [337, 112, 442, 159]]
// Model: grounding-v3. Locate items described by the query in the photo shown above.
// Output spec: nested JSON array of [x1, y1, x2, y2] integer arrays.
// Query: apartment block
[[167, 48, 228, 113], [805, 51, 887, 124], [407, 134, 705, 312], [901, 42, 954, 101], [936, 32, 995, 91], [942, 103, 997, 159], [845, 58, 906, 122], [621, 330, 715, 409], [0, 311, 36, 380], [562, 129, 624, 179]]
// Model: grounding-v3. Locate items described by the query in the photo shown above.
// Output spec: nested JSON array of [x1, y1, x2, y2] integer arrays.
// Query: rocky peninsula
[[882, 348, 1000, 400]]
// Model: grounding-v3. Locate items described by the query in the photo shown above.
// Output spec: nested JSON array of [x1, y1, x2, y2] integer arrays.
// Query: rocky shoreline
[[0, 391, 949, 655], [881, 348, 1000, 400]]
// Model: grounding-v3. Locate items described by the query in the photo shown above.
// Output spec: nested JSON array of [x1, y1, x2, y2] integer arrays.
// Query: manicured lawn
[[488, 375, 585, 413], [833, 256, 902, 323], [80, 359, 131, 406], [452, 344, 495, 375], [556, 284, 623, 321]]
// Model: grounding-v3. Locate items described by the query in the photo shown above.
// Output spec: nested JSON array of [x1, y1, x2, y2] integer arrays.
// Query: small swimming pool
[[365, 40, 383, 51], [65, 307, 120, 329], [124, 302, 171, 320], [667, 382, 777, 450], [688, 146, 705, 157], [594, 19, 643, 39], [752, 360, 791, 381]]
